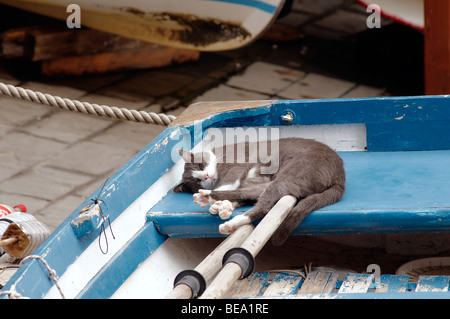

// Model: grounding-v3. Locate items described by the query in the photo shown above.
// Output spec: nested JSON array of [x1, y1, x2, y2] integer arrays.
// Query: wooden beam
[[41, 46, 200, 76], [424, 0, 450, 94], [0, 25, 200, 76], [0, 28, 28, 58]]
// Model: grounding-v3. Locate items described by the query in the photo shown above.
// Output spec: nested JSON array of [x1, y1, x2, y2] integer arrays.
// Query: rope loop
[[21, 255, 65, 299]]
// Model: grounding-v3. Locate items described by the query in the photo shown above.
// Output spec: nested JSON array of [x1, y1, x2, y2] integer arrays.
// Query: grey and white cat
[[173, 138, 345, 246]]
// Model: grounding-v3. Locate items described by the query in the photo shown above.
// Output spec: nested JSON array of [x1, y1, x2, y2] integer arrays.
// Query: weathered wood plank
[[338, 274, 373, 293], [0, 25, 200, 76], [0, 25, 168, 61], [415, 276, 450, 292], [225, 272, 271, 298], [375, 275, 409, 292], [298, 271, 339, 294], [0, 28, 27, 58], [263, 272, 303, 296], [41, 45, 200, 76]]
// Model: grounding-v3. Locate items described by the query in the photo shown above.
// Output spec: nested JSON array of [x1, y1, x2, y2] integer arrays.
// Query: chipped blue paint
[[70, 203, 106, 238]]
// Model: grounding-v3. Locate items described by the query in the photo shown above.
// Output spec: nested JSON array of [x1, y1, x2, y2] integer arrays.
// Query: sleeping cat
[[173, 138, 345, 246]]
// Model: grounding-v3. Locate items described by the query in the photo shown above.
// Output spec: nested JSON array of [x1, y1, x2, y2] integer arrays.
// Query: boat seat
[[225, 270, 450, 299], [148, 149, 450, 238]]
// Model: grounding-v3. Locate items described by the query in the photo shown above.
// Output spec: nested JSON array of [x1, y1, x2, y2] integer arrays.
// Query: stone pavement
[[0, 0, 397, 231]]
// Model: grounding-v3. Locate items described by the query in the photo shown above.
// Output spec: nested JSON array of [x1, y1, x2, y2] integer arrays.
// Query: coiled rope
[[0, 82, 177, 126]]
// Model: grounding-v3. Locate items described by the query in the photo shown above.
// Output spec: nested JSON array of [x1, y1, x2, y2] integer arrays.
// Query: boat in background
[[0, 0, 285, 51], [357, 0, 424, 30]]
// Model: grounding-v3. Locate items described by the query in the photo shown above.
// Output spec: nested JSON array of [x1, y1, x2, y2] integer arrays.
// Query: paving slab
[[342, 84, 386, 98], [114, 71, 196, 98], [0, 132, 67, 170], [0, 164, 92, 201], [0, 96, 53, 126], [22, 110, 116, 143], [90, 104, 184, 152], [46, 140, 137, 176], [227, 61, 305, 95], [278, 72, 356, 99], [192, 84, 271, 103]]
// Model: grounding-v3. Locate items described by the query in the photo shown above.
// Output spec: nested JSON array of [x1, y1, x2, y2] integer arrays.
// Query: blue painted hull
[[4, 95, 450, 299]]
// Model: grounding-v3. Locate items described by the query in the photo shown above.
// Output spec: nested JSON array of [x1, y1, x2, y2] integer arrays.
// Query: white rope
[[20, 255, 65, 299], [0, 82, 177, 126], [0, 288, 28, 299]]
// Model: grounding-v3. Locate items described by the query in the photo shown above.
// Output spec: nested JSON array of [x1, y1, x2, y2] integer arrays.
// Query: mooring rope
[[20, 255, 65, 299], [0, 82, 177, 126]]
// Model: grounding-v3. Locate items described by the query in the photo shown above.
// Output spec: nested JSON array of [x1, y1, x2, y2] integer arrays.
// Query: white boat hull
[[0, 0, 285, 51]]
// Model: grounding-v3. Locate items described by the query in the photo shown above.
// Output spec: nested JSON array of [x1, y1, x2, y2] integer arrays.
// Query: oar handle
[[0, 236, 18, 247]]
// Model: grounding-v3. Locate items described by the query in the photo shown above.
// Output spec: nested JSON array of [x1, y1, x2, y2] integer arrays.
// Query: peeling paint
[[150, 137, 169, 153], [72, 204, 102, 227], [170, 129, 180, 139], [395, 114, 405, 120]]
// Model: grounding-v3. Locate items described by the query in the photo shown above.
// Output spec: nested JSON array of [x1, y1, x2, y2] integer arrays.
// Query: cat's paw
[[219, 215, 251, 235], [219, 221, 236, 234], [193, 189, 212, 208], [209, 201, 221, 214], [218, 200, 234, 220], [209, 200, 234, 218]]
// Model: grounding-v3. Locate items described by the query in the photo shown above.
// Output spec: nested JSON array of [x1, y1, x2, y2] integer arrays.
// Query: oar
[[200, 195, 297, 299], [166, 223, 254, 299], [0, 236, 18, 247]]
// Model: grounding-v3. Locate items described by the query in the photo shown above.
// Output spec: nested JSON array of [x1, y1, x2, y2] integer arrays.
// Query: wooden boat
[[4, 95, 450, 299], [0, 0, 285, 51]]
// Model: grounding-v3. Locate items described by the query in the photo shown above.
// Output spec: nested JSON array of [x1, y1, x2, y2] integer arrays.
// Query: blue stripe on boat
[[204, 0, 278, 14]]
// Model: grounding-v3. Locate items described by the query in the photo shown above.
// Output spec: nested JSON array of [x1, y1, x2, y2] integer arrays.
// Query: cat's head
[[173, 149, 219, 193]]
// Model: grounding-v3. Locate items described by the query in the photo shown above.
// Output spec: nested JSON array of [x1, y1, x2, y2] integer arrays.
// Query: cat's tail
[[270, 182, 345, 246]]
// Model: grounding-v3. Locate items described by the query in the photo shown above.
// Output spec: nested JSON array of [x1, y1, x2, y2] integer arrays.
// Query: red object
[[0, 204, 27, 217], [13, 204, 27, 213]]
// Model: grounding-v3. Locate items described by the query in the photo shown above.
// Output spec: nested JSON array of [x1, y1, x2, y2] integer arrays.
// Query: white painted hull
[[0, 0, 284, 51]]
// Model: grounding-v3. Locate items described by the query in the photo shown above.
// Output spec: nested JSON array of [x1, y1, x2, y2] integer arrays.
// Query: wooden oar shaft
[[241, 195, 297, 256], [201, 195, 297, 299], [0, 236, 18, 247], [165, 224, 254, 299]]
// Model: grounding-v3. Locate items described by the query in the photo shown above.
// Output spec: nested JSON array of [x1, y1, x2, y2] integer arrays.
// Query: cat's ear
[[178, 149, 194, 163], [173, 182, 186, 193]]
